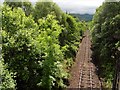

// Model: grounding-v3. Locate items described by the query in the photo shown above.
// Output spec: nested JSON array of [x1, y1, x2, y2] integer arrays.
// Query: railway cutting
[[68, 30, 101, 89]]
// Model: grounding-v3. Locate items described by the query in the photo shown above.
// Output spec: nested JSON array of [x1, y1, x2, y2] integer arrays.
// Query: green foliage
[[87, 21, 93, 31], [33, 1, 63, 22], [2, 2, 85, 89], [2, 5, 68, 89], [4, 0, 33, 16], [91, 2, 120, 87], [4, 0, 23, 8], [70, 13, 93, 21], [59, 14, 84, 59], [2, 5, 39, 89], [0, 58, 16, 90], [36, 15, 68, 89]]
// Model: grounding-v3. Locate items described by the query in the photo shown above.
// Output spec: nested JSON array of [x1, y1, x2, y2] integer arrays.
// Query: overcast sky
[[52, 0, 105, 14], [29, 0, 105, 14], [31, 0, 105, 14], [1, 0, 105, 14]]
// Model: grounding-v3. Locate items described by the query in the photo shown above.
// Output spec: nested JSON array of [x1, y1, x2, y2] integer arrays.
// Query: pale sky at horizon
[[52, 0, 105, 14], [29, 0, 105, 14]]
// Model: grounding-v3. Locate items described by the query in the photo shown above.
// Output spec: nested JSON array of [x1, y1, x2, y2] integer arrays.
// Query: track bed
[[68, 30, 101, 89]]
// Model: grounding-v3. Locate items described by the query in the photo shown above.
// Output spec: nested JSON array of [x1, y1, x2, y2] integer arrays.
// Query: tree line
[[91, 0, 120, 87]]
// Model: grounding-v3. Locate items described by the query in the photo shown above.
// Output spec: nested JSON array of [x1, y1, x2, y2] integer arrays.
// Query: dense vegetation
[[70, 13, 93, 21], [1, 0, 86, 89], [2, 0, 120, 89], [91, 1, 120, 87]]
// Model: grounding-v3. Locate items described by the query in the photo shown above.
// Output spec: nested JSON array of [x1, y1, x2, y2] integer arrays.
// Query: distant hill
[[70, 13, 93, 21]]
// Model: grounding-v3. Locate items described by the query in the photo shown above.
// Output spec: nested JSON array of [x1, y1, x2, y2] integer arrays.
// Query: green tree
[[91, 1, 120, 87], [0, 58, 16, 90], [36, 14, 68, 89], [4, 0, 33, 16], [2, 5, 68, 89], [2, 5, 39, 89], [33, 0, 62, 22], [59, 14, 83, 58], [2, 1, 85, 89]]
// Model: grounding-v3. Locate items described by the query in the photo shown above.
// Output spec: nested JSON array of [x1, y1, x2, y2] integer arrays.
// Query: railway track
[[78, 30, 101, 89], [68, 30, 101, 89]]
